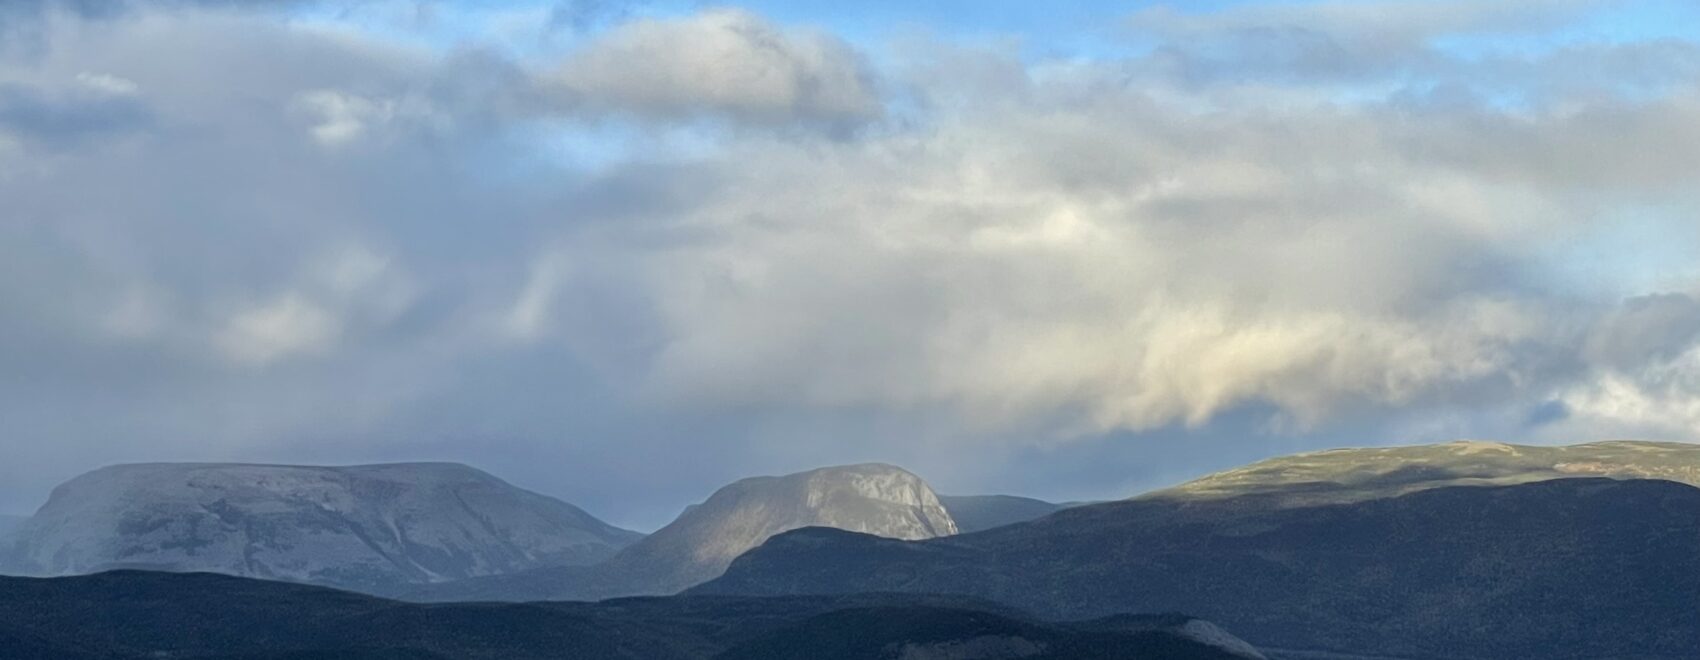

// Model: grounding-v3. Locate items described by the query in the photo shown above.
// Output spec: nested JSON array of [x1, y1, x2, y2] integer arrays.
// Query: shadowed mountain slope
[[0, 570, 1263, 660], [694, 478, 1700, 660], [939, 495, 1066, 533]]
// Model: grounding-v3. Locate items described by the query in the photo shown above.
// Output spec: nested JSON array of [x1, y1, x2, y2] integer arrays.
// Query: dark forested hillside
[[0, 571, 1263, 660], [695, 478, 1700, 659]]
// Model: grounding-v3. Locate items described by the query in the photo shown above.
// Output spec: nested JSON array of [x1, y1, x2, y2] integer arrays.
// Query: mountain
[[0, 570, 1264, 660], [1154, 439, 1700, 507], [0, 463, 641, 592], [938, 495, 1066, 533], [0, 515, 23, 538], [613, 463, 956, 592], [403, 463, 957, 601], [694, 478, 1700, 659]]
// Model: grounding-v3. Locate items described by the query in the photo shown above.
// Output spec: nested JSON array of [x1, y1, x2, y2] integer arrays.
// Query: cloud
[[217, 293, 340, 366], [1583, 294, 1700, 371], [1559, 351, 1700, 439], [503, 252, 569, 343], [74, 71, 139, 95], [1131, 0, 1598, 43], [0, 0, 1699, 523], [548, 0, 638, 32], [622, 83, 1585, 434], [0, 80, 151, 148], [290, 88, 452, 147], [1553, 293, 1700, 437], [1126, 0, 1605, 86], [547, 9, 882, 128]]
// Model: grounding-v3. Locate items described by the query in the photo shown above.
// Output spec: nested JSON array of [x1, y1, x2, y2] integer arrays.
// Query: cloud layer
[[1, 0, 1698, 524]]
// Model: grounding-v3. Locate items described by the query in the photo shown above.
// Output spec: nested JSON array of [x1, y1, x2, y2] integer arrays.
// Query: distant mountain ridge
[[402, 463, 957, 601], [0, 462, 641, 592], [938, 495, 1066, 533]]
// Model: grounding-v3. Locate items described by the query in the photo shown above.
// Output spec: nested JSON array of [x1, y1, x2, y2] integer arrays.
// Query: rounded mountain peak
[[597, 462, 957, 597]]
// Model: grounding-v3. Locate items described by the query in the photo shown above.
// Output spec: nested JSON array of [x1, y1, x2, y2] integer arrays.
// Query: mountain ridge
[[399, 462, 957, 602], [693, 477, 1700, 659], [938, 494, 1067, 533], [0, 462, 642, 592], [1149, 439, 1700, 508]]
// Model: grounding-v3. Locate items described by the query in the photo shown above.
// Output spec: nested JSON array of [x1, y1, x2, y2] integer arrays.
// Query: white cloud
[[291, 89, 446, 147], [550, 9, 882, 126], [100, 285, 168, 340], [74, 72, 139, 96], [217, 293, 340, 366], [307, 243, 415, 319], [504, 252, 568, 343], [1560, 348, 1700, 439], [211, 244, 413, 367]]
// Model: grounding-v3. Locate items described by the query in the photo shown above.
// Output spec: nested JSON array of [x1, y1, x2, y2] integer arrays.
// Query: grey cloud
[[12, 0, 326, 15], [1584, 294, 1700, 371], [0, 0, 302, 31], [0, 81, 151, 147]]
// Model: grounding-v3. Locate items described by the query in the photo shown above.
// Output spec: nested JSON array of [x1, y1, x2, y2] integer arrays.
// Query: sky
[[2, 0, 1699, 530]]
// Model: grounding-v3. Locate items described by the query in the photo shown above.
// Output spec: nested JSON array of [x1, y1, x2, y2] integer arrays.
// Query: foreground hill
[[404, 463, 957, 601], [938, 495, 1067, 533], [0, 570, 1263, 660], [694, 478, 1700, 659], [0, 463, 641, 592]]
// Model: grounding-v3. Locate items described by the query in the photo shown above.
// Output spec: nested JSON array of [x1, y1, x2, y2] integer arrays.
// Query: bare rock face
[[604, 463, 958, 595], [0, 463, 641, 591]]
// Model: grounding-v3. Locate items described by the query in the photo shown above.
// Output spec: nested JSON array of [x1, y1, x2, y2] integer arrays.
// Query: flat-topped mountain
[[1153, 439, 1700, 506], [404, 463, 957, 601], [695, 478, 1700, 659], [0, 462, 641, 591]]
